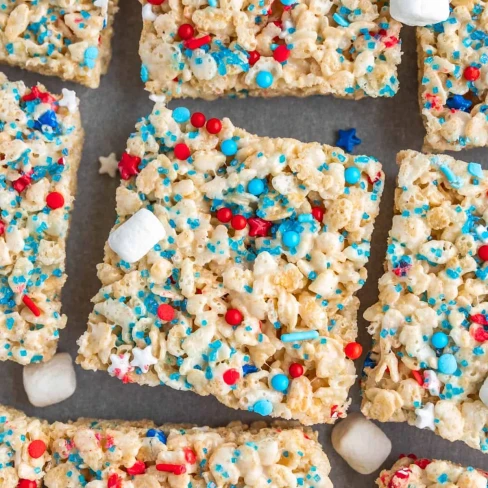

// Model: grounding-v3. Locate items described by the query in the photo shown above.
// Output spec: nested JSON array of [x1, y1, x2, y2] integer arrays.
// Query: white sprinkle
[[149, 93, 166, 103], [142, 3, 157, 21], [94, 0, 109, 14], [58, 88, 78, 113], [415, 402, 436, 431], [130, 346, 158, 372], [423, 370, 441, 396], [99, 152, 119, 178], [108, 353, 133, 380]]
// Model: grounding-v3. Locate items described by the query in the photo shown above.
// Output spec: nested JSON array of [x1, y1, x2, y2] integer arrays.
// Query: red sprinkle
[[178, 23, 194, 40], [470, 314, 488, 326], [107, 473, 121, 488], [344, 342, 362, 360], [479, 245, 488, 261], [248, 50, 260, 66], [231, 214, 247, 230], [311, 206, 324, 222], [183, 447, 197, 464], [216, 207, 232, 223], [414, 458, 432, 469], [248, 217, 272, 237], [126, 460, 146, 475], [191, 112, 206, 128], [412, 370, 424, 386], [289, 363, 303, 378], [46, 192, 64, 210], [156, 463, 186, 475], [12, 174, 32, 193], [223, 368, 240, 385], [18, 481, 37, 488], [273, 45, 290, 63], [28, 440, 46, 459], [464, 66, 480, 81], [147, 0, 165, 4], [22, 295, 41, 317], [184, 35, 211, 50], [0, 220, 5, 236], [174, 143, 191, 160], [206, 118, 222, 134], [22, 86, 57, 109], [118, 152, 141, 180], [225, 308, 243, 326], [471, 324, 488, 343], [57, 157, 65, 165], [157, 304, 175, 322]]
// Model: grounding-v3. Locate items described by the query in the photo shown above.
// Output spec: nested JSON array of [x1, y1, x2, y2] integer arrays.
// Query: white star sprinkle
[[130, 346, 158, 373], [94, 0, 108, 13], [149, 93, 166, 103], [99, 152, 119, 178], [58, 88, 78, 114], [142, 3, 157, 21], [108, 353, 132, 380], [415, 402, 435, 431], [423, 370, 441, 396]]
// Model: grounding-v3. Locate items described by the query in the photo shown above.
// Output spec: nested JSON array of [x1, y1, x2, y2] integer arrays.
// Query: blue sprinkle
[[146, 429, 167, 444], [256, 71, 273, 88], [438, 354, 457, 375], [281, 330, 319, 342], [247, 178, 265, 196], [221, 139, 238, 156], [252, 399, 273, 416], [271, 374, 289, 392], [345, 166, 361, 185], [83, 46, 99, 69], [336, 128, 361, 153], [172, 107, 191, 123], [431, 331, 448, 349], [468, 162, 484, 179]]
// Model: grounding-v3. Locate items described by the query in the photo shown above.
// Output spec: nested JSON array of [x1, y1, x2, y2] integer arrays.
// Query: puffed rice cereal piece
[[362, 150, 488, 453], [77, 103, 385, 425], [138, 0, 403, 100], [0, 74, 84, 365], [0, 0, 119, 88], [377, 455, 488, 487], [0, 404, 334, 487]]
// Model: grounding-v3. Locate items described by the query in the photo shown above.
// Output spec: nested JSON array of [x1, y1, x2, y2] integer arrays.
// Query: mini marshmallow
[[23, 353, 77, 407], [108, 208, 166, 263], [331, 412, 392, 474], [390, 0, 449, 27], [480, 377, 488, 407]]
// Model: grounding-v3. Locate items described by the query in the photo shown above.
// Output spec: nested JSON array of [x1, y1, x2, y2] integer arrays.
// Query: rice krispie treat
[[0, 405, 334, 487], [0, 0, 119, 88], [77, 103, 385, 425], [377, 455, 488, 487], [0, 74, 84, 365], [418, 1, 488, 152], [362, 150, 488, 453], [138, 0, 402, 100]]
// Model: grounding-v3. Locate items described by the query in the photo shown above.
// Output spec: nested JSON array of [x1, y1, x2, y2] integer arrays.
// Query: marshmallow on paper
[[390, 0, 450, 27], [108, 208, 166, 263]]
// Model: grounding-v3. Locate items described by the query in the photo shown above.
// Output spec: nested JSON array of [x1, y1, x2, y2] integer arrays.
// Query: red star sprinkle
[[22, 86, 58, 110], [248, 217, 272, 237], [118, 152, 141, 180], [12, 173, 32, 193]]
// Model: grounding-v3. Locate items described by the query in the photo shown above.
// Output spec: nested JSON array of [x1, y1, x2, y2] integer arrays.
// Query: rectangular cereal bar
[[77, 102, 384, 425], [0, 73, 84, 364], [417, 2, 488, 152], [138, 0, 402, 100], [377, 456, 488, 487], [0, 0, 119, 88], [362, 150, 488, 453], [0, 404, 334, 487]]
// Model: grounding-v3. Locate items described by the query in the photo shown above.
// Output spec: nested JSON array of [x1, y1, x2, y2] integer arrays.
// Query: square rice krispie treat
[[0, 0, 119, 88], [418, 1, 488, 152], [377, 455, 488, 488], [0, 404, 334, 487], [0, 73, 84, 365], [77, 103, 385, 425], [362, 150, 488, 453], [138, 0, 402, 100]]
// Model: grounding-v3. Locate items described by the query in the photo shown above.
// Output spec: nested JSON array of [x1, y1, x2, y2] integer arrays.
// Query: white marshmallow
[[23, 353, 77, 407], [331, 412, 392, 474], [480, 377, 488, 407], [108, 208, 166, 263], [415, 402, 436, 431], [142, 3, 157, 21], [390, 0, 450, 27]]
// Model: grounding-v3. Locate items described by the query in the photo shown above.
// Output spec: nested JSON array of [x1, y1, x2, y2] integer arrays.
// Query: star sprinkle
[[414, 402, 435, 431], [58, 88, 78, 113], [130, 346, 158, 373], [336, 128, 362, 153], [248, 217, 273, 237], [108, 353, 133, 380], [99, 152, 119, 178], [118, 152, 141, 180], [423, 370, 441, 396]]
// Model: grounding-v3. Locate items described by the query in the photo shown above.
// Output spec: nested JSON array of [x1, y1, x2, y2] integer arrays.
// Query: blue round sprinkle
[[253, 399, 273, 416], [172, 107, 191, 123], [221, 139, 238, 156], [248, 178, 265, 196], [280, 0, 294, 4], [256, 71, 273, 89], [431, 331, 449, 349], [283, 230, 300, 247], [271, 374, 289, 392], [438, 353, 457, 375], [146, 428, 167, 444], [345, 167, 361, 185]]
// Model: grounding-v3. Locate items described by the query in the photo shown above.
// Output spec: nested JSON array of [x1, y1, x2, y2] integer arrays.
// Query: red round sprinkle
[[157, 304, 175, 322], [46, 192, 64, 210], [344, 342, 362, 360], [231, 214, 247, 230], [22, 295, 41, 317], [225, 308, 243, 326], [248, 50, 260, 66], [216, 207, 232, 223], [191, 112, 206, 128], [28, 440, 46, 459], [178, 23, 194, 40], [174, 143, 191, 160], [107, 473, 121, 488], [478, 245, 488, 261], [206, 118, 222, 134], [0, 220, 5, 236], [311, 206, 324, 222], [118, 152, 141, 180], [273, 45, 290, 63], [223, 368, 240, 385], [18, 481, 36, 488], [183, 447, 197, 464], [464, 66, 480, 81], [126, 460, 146, 475], [156, 463, 186, 475], [289, 363, 304, 378]]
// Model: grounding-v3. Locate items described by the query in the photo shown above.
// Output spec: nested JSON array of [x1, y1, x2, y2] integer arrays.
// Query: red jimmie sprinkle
[[12, 174, 32, 193], [183, 447, 197, 464], [412, 370, 424, 386], [46, 192, 64, 210], [147, 0, 165, 4], [107, 473, 121, 488], [311, 206, 324, 222], [22, 295, 41, 317], [178, 23, 194, 40], [156, 463, 187, 475], [126, 460, 146, 475], [28, 440, 47, 459], [0, 220, 5, 235], [118, 152, 141, 180], [223, 368, 240, 385], [18, 480, 37, 488], [184, 35, 211, 50]]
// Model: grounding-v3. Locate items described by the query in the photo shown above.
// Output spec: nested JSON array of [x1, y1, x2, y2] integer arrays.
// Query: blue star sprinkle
[[336, 128, 362, 153]]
